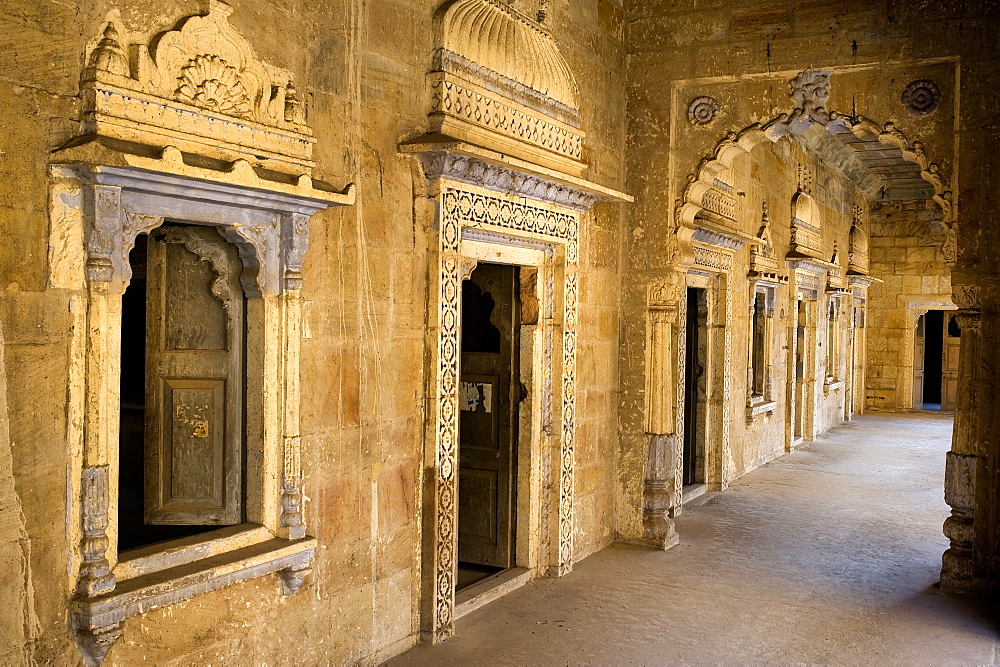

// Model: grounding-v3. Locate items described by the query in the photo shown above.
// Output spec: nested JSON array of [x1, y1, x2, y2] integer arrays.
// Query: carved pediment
[[750, 202, 787, 285], [82, 0, 314, 172]]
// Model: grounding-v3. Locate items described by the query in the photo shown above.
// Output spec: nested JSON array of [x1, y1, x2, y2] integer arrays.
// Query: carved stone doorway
[[792, 297, 808, 441], [421, 181, 580, 643]]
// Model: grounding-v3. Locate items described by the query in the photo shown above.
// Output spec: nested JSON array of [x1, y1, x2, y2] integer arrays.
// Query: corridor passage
[[393, 414, 998, 664]]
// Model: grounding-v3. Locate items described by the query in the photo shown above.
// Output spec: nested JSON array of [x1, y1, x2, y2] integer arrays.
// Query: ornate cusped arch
[[679, 70, 956, 261]]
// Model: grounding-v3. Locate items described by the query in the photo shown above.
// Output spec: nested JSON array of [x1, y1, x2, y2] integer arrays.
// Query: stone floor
[[391, 413, 999, 665]]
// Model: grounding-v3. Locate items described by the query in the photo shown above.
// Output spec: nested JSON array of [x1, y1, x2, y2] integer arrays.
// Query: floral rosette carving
[[175, 54, 252, 118], [688, 96, 719, 126], [902, 79, 941, 117]]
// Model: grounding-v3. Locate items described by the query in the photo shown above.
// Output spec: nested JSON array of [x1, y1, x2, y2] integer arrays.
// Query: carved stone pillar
[[641, 301, 679, 549], [278, 212, 308, 542], [77, 466, 116, 598], [941, 308, 980, 591]]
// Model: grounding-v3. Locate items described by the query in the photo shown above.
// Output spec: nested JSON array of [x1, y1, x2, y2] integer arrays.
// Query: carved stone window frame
[[678, 270, 732, 499], [419, 175, 579, 643], [50, 159, 349, 664], [787, 266, 821, 444]]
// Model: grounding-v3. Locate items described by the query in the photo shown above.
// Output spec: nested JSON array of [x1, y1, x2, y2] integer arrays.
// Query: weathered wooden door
[[912, 313, 925, 408], [942, 314, 961, 410], [144, 225, 244, 525], [458, 264, 519, 568]]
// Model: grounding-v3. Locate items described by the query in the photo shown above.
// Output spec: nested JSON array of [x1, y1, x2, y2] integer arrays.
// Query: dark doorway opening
[[683, 287, 707, 488], [793, 299, 807, 439], [457, 263, 520, 591], [118, 233, 221, 552], [923, 309, 944, 408]]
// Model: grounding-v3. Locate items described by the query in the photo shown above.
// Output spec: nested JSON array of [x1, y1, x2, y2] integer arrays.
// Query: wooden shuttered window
[[144, 225, 245, 526]]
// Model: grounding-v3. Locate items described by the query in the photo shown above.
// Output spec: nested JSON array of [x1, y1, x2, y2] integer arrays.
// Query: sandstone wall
[[866, 200, 953, 411], [0, 0, 626, 663]]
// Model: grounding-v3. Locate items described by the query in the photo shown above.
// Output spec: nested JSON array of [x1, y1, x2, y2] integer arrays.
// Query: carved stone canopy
[[428, 0, 586, 177], [439, 0, 580, 115], [82, 0, 315, 173]]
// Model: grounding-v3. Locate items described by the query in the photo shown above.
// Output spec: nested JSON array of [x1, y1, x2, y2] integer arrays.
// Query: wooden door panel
[[145, 226, 244, 526], [460, 374, 500, 451], [163, 379, 226, 508], [913, 314, 925, 408], [458, 468, 498, 541], [457, 264, 518, 570], [942, 314, 961, 410], [163, 242, 228, 350]]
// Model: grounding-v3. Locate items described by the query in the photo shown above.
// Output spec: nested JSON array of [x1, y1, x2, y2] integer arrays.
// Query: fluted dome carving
[[439, 0, 580, 114]]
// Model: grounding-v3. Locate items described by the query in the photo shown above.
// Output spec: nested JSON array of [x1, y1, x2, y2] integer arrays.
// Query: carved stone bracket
[[279, 562, 313, 595], [459, 257, 479, 281]]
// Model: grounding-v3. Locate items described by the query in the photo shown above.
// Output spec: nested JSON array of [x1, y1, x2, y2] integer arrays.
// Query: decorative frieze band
[[430, 76, 583, 161], [701, 188, 736, 220], [441, 187, 580, 262], [694, 247, 733, 271]]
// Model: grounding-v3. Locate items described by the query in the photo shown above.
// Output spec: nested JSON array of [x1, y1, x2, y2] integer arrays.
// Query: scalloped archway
[[679, 70, 956, 263]]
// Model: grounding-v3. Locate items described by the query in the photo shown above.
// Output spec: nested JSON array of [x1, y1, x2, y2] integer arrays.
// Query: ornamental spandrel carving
[[902, 79, 942, 117], [82, 1, 316, 171], [688, 96, 719, 126]]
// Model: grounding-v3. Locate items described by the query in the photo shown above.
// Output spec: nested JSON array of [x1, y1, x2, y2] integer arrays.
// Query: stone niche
[[51, 2, 354, 664]]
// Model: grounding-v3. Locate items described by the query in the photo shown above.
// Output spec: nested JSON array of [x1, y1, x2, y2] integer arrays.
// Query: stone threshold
[[455, 567, 532, 620], [682, 483, 708, 505]]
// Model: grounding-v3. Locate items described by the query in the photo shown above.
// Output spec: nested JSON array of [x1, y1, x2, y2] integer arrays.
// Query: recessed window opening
[[118, 223, 248, 552], [751, 292, 766, 398], [827, 298, 840, 383], [683, 287, 708, 487]]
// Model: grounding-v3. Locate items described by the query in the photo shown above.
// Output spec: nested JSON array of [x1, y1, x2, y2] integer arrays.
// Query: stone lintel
[[401, 138, 631, 210]]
